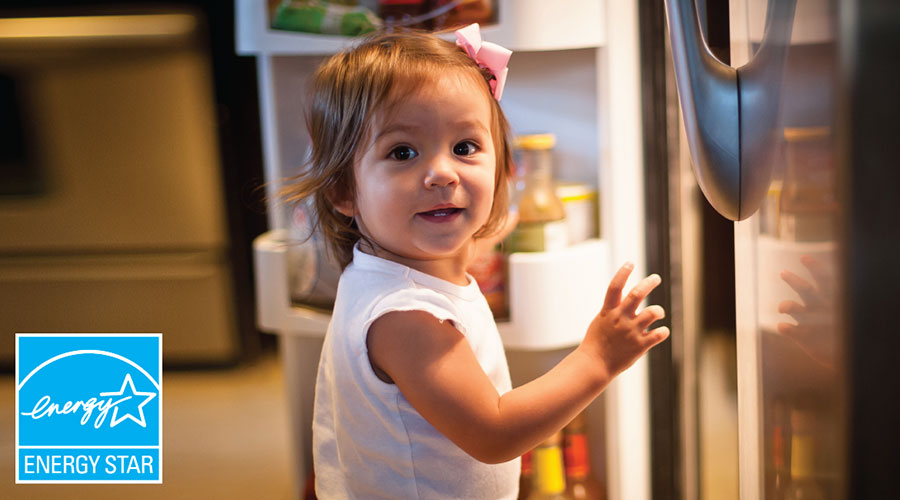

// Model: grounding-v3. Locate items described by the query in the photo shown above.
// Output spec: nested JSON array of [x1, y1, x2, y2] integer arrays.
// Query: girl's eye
[[388, 146, 417, 161], [453, 141, 479, 156]]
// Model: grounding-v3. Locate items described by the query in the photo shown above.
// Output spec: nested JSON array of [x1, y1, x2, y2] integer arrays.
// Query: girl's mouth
[[417, 207, 463, 222]]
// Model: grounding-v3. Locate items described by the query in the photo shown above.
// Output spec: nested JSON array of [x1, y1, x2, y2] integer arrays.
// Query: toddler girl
[[283, 24, 669, 499]]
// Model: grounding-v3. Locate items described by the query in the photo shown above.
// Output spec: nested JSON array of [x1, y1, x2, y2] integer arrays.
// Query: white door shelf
[[254, 229, 608, 351], [500, 238, 609, 350], [236, 0, 606, 56], [253, 229, 331, 336]]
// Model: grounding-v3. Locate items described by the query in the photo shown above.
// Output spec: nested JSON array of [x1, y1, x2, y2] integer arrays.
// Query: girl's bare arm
[[366, 263, 669, 464]]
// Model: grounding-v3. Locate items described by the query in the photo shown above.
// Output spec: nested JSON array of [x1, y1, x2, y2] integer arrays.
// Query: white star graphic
[[99, 373, 157, 428]]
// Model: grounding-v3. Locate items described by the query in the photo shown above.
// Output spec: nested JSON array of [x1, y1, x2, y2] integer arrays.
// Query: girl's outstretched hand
[[579, 262, 669, 380]]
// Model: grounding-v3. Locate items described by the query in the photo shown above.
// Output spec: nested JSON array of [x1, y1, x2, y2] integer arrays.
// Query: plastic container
[[556, 182, 599, 245]]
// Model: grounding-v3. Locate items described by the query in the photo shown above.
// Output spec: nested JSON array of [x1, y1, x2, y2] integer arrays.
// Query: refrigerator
[[241, 0, 900, 498], [659, 0, 900, 498], [239, 1, 659, 498]]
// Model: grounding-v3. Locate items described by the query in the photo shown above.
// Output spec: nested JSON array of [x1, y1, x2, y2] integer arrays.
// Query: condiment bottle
[[518, 449, 534, 500], [563, 413, 605, 500], [784, 408, 825, 500], [769, 397, 790, 500], [778, 127, 836, 242], [429, 0, 495, 30], [507, 133, 568, 253], [379, 0, 428, 30], [467, 241, 508, 318]]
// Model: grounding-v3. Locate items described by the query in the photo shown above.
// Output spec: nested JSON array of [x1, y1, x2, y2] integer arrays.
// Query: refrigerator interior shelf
[[236, 0, 607, 56], [254, 229, 609, 351]]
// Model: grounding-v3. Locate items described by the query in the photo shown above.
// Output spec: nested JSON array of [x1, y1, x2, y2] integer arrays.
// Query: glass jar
[[507, 133, 568, 253]]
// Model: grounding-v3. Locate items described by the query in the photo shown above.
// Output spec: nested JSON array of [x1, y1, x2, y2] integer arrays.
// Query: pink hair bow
[[455, 23, 511, 101]]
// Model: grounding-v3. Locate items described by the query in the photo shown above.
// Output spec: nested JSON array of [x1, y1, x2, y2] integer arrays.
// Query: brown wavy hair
[[280, 29, 513, 269]]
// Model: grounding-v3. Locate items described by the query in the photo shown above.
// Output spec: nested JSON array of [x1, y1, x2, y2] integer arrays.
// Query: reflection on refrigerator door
[[735, 1, 845, 498], [662, 0, 853, 498], [663, 0, 848, 498]]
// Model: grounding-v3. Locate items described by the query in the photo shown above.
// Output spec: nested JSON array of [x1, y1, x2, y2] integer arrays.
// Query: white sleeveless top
[[312, 245, 519, 499]]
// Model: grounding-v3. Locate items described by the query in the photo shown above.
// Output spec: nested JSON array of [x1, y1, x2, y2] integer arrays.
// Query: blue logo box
[[16, 334, 162, 483]]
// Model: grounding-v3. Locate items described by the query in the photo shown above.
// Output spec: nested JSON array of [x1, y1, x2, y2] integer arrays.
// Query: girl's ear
[[327, 189, 356, 217]]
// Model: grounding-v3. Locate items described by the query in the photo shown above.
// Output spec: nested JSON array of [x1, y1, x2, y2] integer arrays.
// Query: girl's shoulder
[[331, 265, 464, 354], [337, 260, 458, 321]]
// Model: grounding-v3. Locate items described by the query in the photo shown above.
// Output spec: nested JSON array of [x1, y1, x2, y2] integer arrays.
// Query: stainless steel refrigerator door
[[730, 1, 844, 498], [665, 0, 845, 497], [666, 0, 900, 498]]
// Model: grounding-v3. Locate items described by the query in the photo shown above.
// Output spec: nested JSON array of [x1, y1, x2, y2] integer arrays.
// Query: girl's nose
[[424, 157, 459, 189]]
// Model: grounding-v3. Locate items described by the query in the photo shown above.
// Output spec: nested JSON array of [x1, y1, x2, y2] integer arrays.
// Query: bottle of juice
[[507, 133, 568, 253], [528, 432, 573, 500]]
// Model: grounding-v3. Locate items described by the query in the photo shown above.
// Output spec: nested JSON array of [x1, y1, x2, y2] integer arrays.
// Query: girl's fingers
[[644, 326, 670, 346], [603, 262, 634, 311], [620, 274, 662, 315], [780, 270, 818, 305], [777, 321, 797, 337], [801, 255, 828, 282], [778, 299, 805, 316], [777, 322, 810, 342], [636, 305, 666, 330], [801, 255, 834, 297]]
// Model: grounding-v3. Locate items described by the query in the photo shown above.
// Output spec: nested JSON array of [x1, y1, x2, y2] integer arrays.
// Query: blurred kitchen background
[[0, 1, 268, 367], [0, 1, 293, 498]]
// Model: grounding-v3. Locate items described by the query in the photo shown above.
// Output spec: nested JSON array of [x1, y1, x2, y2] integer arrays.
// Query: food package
[[271, 0, 382, 36]]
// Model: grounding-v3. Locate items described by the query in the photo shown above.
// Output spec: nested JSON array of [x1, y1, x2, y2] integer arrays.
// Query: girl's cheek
[[479, 170, 497, 197]]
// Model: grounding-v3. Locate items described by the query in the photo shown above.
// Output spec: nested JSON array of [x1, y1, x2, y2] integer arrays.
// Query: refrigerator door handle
[[663, 0, 796, 220]]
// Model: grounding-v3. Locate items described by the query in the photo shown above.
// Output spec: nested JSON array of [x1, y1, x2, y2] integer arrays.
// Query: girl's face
[[334, 72, 497, 278]]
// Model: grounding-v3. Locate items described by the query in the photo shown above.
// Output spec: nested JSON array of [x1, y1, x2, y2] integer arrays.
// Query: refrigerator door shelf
[[254, 229, 610, 352], [500, 239, 610, 350], [253, 230, 331, 337]]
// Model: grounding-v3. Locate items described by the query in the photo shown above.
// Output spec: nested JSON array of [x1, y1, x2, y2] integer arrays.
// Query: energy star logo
[[16, 334, 162, 483]]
